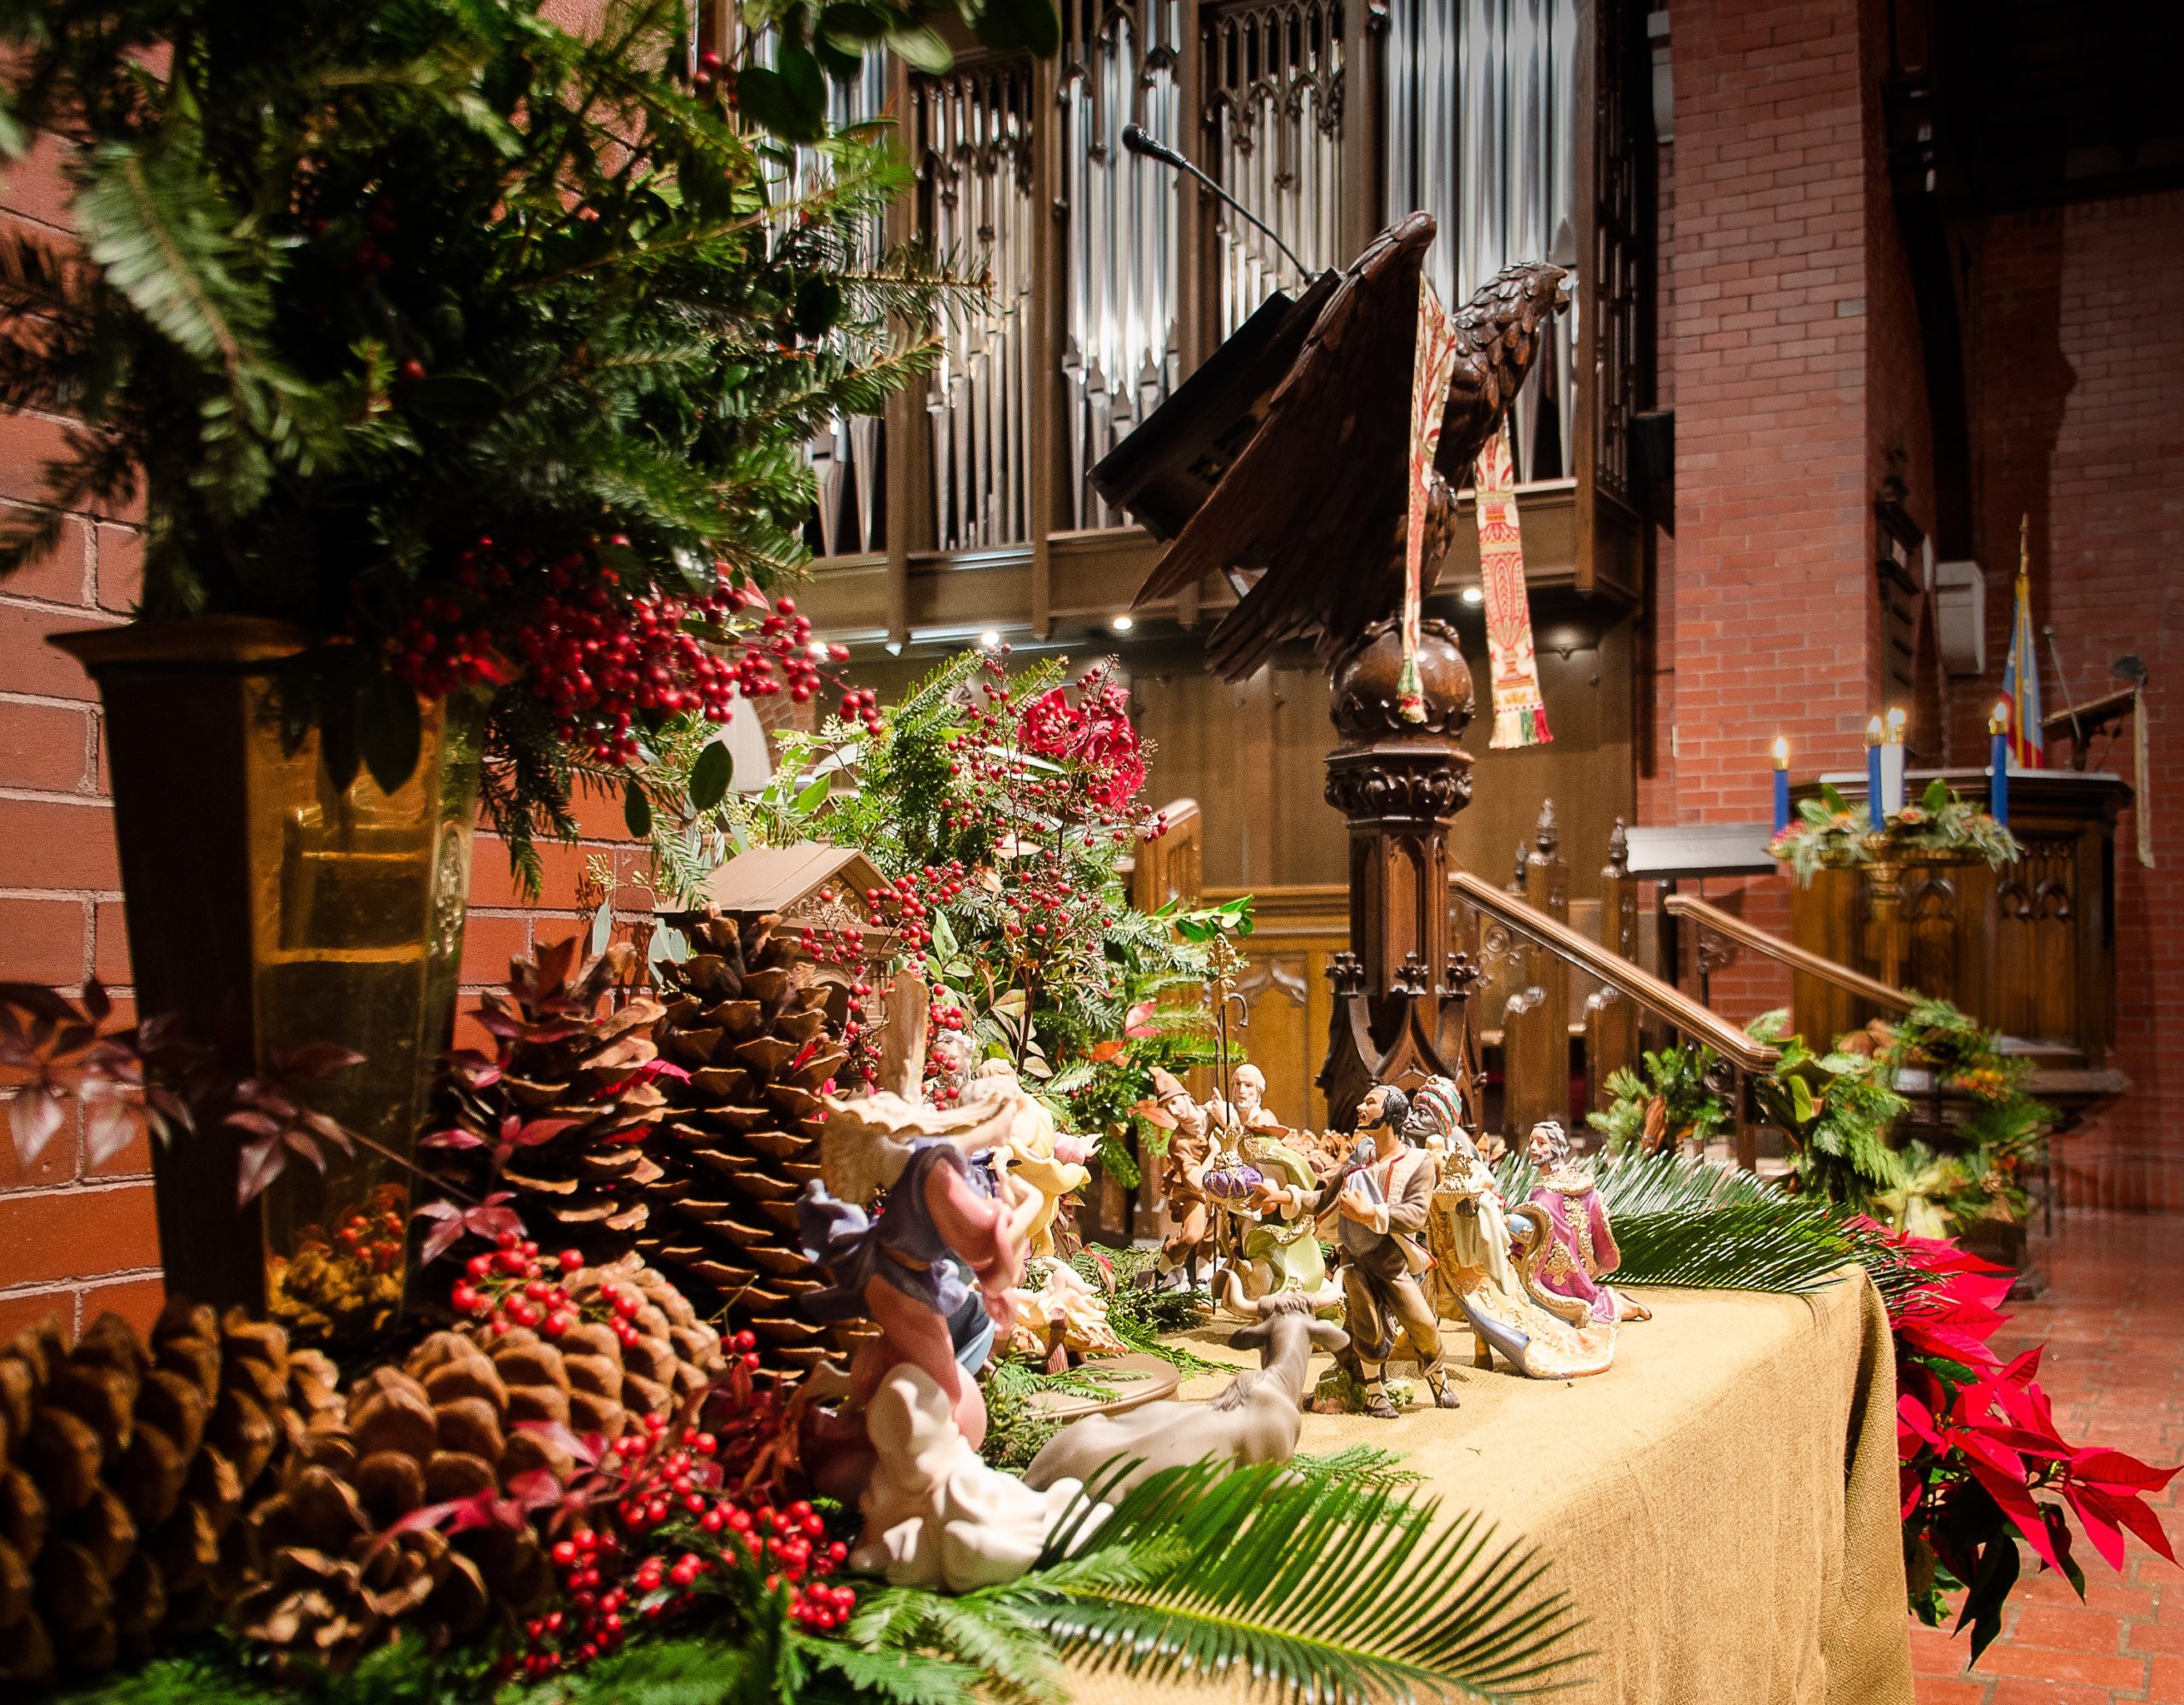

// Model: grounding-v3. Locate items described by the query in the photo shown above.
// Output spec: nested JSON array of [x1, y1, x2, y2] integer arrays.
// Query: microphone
[[1120, 123, 1312, 281]]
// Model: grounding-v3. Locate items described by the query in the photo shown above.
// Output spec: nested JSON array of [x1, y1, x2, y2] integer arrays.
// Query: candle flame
[[1990, 699, 2011, 734], [1885, 706, 1908, 741], [1865, 716, 1884, 745], [1771, 736, 1790, 768]]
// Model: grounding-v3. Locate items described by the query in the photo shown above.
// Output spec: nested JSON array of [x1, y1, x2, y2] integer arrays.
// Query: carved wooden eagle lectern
[[1093, 214, 1571, 1131], [1112, 214, 1569, 681]]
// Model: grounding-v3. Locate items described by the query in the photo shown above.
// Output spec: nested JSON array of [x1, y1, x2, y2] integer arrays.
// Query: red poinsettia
[[1879, 1223, 2178, 1659], [1019, 673, 1147, 809]]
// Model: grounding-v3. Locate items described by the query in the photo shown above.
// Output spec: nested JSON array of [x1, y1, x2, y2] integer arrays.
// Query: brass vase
[[53, 618, 484, 1345]]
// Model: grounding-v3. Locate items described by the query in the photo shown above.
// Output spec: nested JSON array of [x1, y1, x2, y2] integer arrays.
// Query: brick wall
[[0, 138, 166, 1343], [1645, 0, 1884, 1018], [1943, 189, 2184, 1209]]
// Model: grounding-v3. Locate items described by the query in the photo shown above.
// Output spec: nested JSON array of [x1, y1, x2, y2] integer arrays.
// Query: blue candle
[[1989, 701, 2010, 828], [1771, 736, 1791, 833], [1864, 716, 1884, 827]]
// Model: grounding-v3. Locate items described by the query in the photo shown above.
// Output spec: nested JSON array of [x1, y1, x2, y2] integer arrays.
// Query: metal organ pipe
[[915, 64, 1037, 550], [1060, 0, 1182, 531], [1206, 0, 1347, 341], [1385, 0, 1577, 484]]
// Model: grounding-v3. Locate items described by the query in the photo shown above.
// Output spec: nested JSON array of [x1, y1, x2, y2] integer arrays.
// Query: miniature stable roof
[[697, 841, 890, 919]]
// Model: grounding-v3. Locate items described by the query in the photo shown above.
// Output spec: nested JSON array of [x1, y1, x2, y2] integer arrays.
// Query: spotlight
[[1460, 584, 1484, 606], [1111, 614, 1134, 633]]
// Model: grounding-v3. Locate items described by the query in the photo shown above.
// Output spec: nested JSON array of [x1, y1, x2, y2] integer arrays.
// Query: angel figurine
[[798, 1078, 1044, 1446], [1523, 1121, 1651, 1325], [974, 1058, 1091, 1261]]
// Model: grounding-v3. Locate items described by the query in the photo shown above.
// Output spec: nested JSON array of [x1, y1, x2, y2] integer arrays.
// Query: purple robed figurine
[[1523, 1122, 1651, 1325]]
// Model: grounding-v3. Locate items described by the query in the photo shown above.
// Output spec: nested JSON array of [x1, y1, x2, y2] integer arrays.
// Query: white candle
[[1879, 707, 1908, 818]]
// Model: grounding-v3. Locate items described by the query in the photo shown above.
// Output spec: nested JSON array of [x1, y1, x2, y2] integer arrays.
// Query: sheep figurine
[[1019, 1291, 1348, 1499]]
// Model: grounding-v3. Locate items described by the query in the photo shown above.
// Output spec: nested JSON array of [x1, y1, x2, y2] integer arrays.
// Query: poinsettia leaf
[[223, 1109, 283, 1139], [421, 1127, 487, 1150], [514, 1116, 579, 1147], [283, 1128, 325, 1171]]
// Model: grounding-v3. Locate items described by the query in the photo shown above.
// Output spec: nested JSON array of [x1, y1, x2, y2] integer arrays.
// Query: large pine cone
[[231, 1254, 722, 1670], [0, 1301, 298, 1684], [642, 910, 857, 1374], [429, 939, 669, 1267]]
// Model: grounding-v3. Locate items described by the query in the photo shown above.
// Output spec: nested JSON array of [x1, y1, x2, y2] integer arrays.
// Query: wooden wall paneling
[[1789, 867, 1871, 1045], [1586, 822, 1641, 1110], [1446, 612, 1635, 903]]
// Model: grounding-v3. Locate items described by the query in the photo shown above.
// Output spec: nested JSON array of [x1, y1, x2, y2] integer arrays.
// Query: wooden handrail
[[1662, 893, 1918, 1016], [1451, 872, 1781, 1073]]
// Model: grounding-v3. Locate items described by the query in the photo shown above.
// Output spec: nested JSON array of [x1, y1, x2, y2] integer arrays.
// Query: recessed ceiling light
[[1111, 614, 1134, 633], [1460, 584, 1484, 606]]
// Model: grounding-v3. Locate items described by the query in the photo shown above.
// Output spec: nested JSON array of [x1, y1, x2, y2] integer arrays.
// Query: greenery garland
[[1771, 780, 2023, 885]]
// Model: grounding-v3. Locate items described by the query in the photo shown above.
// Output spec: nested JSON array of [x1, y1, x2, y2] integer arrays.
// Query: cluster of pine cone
[[0, 1252, 723, 1684]]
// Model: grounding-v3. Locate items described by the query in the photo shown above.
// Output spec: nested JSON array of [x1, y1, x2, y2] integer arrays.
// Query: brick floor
[[1912, 1209, 2184, 1704]]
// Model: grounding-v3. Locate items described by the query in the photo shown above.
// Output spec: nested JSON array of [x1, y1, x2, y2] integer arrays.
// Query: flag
[[1397, 273, 1464, 722], [2001, 515, 2043, 771], [1477, 425, 1552, 748]]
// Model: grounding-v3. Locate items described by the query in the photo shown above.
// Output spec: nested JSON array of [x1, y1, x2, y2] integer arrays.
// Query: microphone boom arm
[[1121, 123, 1313, 281]]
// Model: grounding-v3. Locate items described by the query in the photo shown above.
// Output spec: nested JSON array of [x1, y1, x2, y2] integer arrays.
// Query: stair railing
[[1452, 870, 1781, 1169], [1662, 891, 1918, 1018]]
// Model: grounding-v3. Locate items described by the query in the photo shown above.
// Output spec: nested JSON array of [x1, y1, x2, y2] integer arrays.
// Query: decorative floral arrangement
[[1770, 780, 2023, 885], [686, 648, 1237, 1183], [0, 0, 1004, 880], [1887, 1230, 2177, 1658], [1585, 1000, 2050, 1244]]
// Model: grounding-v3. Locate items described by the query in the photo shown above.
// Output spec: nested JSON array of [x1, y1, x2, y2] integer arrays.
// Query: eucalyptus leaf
[[624, 778, 653, 838]]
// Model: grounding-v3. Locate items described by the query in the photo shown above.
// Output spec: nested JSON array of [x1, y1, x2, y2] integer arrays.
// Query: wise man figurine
[[1523, 1121, 1651, 1325], [1251, 1083, 1459, 1418]]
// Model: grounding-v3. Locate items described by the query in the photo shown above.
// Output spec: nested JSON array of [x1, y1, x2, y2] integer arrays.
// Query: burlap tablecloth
[[1094, 1270, 1911, 1705]]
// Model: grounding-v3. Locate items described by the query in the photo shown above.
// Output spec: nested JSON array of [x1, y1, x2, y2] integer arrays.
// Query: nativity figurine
[[853, 1360, 1109, 1591], [1141, 1065, 1218, 1291], [1425, 1123, 1617, 1379], [1009, 1256, 1128, 1360], [1523, 1121, 1651, 1325], [1248, 1082, 1459, 1417], [798, 1078, 1043, 1448]]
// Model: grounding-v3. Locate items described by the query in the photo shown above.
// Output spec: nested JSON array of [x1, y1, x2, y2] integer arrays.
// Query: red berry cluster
[[864, 861, 969, 954], [505, 1384, 856, 1677], [837, 685, 883, 734], [446, 1236, 694, 1353], [386, 548, 857, 769]]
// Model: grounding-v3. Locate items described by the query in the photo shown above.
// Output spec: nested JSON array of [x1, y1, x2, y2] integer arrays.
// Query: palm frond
[[1506, 1148, 1923, 1304], [995, 1458, 1586, 1704]]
